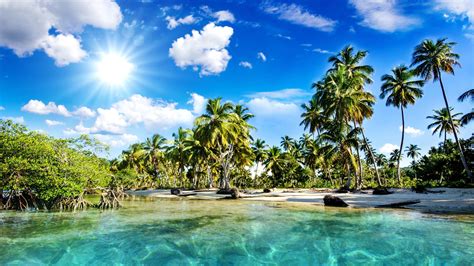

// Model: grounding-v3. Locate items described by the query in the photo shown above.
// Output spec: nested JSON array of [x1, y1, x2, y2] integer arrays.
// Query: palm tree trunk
[[353, 122, 363, 190], [398, 107, 405, 185], [438, 71, 472, 181], [361, 128, 382, 187]]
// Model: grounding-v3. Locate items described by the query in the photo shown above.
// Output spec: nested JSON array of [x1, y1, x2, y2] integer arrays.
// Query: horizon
[[1, 0, 473, 166]]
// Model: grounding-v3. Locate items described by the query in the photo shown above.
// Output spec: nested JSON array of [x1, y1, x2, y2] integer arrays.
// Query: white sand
[[128, 188, 474, 214]]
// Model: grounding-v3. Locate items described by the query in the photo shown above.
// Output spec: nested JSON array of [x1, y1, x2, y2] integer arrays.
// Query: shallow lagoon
[[0, 197, 473, 265]]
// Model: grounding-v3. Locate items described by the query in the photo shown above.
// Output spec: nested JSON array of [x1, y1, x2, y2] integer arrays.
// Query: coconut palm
[[300, 98, 326, 136], [280, 136, 295, 151], [458, 89, 473, 125], [143, 134, 167, 184], [328, 45, 374, 84], [405, 144, 421, 164], [195, 98, 252, 189], [380, 65, 424, 184], [427, 107, 462, 146], [411, 38, 471, 179], [251, 139, 268, 183], [168, 127, 193, 187]]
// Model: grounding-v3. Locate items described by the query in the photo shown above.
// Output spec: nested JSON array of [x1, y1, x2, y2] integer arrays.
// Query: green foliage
[[0, 120, 111, 207]]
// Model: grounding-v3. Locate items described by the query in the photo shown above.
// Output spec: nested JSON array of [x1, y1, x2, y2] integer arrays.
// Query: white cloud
[[45, 119, 64, 126], [213, 10, 235, 23], [239, 61, 253, 69], [89, 94, 195, 134], [263, 3, 336, 32], [166, 15, 198, 30], [400, 125, 424, 137], [275, 34, 291, 40], [21, 100, 71, 117], [257, 52, 267, 62], [187, 93, 207, 114], [73, 106, 96, 119], [247, 97, 300, 118], [247, 88, 310, 99], [169, 23, 234, 76], [1, 116, 24, 124], [380, 143, 399, 154], [349, 0, 420, 32], [94, 133, 139, 148], [0, 0, 122, 65], [0, 106, 4, 111], [434, 0, 474, 27], [41, 34, 87, 66], [313, 48, 333, 54]]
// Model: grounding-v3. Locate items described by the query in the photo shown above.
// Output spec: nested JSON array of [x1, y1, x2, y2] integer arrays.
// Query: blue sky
[[0, 0, 473, 165]]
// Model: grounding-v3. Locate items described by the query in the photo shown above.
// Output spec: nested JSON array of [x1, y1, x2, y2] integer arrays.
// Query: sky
[[0, 0, 473, 166]]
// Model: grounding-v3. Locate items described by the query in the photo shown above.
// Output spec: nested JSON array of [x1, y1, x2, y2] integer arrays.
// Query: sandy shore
[[128, 188, 474, 214]]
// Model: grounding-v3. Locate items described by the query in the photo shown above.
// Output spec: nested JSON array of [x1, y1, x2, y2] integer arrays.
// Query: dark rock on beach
[[323, 195, 349, 207]]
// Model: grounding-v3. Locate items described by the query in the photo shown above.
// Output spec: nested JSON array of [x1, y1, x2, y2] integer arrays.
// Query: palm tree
[[143, 134, 167, 185], [411, 38, 472, 179], [300, 98, 326, 137], [427, 107, 462, 146], [458, 89, 473, 125], [264, 146, 285, 187], [328, 45, 374, 84], [405, 144, 421, 164], [251, 139, 268, 183], [380, 65, 424, 184], [168, 127, 193, 187], [280, 136, 295, 151], [195, 98, 252, 189]]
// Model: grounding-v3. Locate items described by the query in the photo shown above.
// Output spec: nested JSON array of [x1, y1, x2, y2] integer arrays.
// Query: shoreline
[[128, 187, 474, 215]]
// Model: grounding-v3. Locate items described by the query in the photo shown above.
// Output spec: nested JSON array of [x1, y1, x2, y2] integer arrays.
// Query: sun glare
[[96, 53, 134, 86]]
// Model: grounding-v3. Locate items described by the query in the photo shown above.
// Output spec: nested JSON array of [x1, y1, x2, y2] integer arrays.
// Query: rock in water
[[263, 188, 272, 193], [323, 195, 348, 207], [171, 188, 181, 195]]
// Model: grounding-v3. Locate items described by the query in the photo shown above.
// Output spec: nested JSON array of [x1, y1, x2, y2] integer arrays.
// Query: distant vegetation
[[1, 38, 473, 211]]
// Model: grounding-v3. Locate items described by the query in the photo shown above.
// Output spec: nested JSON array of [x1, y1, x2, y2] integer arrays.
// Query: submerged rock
[[323, 195, 348, 207]]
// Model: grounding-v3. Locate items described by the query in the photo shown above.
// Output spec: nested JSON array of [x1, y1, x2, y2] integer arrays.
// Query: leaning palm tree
[[427, 107, 462, 146], [380, 65, 424, 184], [411, 38, 472, 179], [458, 89, 473, 126]]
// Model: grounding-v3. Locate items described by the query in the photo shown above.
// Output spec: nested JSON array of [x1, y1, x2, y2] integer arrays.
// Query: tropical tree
[[458, 88, 473, 125], [300, 98, 326, 137], [251, 139, 268, 184], [194, 98, 253, 189], [380, 65, 424, 184], [427, 107, 462, 146], [168, 127, 193, 186], [411, 38, 472, 179], [405, 144, 421, 164], [143, 134, 167, 185]]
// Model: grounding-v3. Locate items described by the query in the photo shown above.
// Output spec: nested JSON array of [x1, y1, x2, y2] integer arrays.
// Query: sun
[[96, 53, 134, 86]]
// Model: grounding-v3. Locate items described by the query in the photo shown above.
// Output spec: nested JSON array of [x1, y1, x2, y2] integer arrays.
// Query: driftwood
[[376, 200, 420, 208]]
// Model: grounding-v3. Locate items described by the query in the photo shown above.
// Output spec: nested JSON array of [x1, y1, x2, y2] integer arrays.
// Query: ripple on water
[[0, 198, 473, 265]]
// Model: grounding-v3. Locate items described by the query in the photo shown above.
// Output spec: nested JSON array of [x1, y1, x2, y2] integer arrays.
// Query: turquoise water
[[0, 197, 473, 265]]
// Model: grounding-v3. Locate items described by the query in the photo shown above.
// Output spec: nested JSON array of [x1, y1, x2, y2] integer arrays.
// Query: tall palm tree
[[411, 38, 472, 179], [380, 65, 424, 184], [458, 89, 473, 126], [405, 144, 421, 164], [195, 98, 251, 189], [427, 107, 462, 146], [168, 127, 193, 187]]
